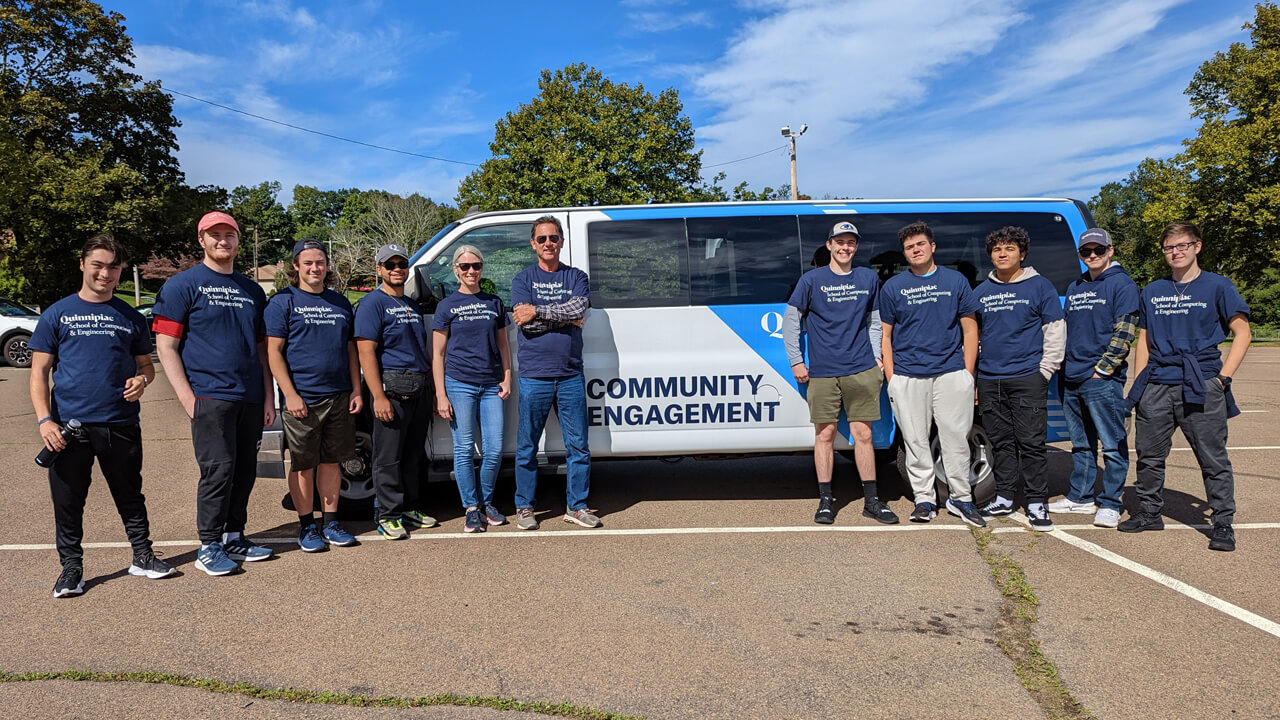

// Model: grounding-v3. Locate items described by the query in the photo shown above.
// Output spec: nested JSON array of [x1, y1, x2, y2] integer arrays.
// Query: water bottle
[[35, 419, 83, 467]]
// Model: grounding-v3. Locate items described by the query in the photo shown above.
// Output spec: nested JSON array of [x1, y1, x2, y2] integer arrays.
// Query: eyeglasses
[[455, 262, 483, 271], [1078, 246, 1109, 258], [534, 234, 561, 245], [1162, 241, 1198, 255], [382, 260, 409, 270]]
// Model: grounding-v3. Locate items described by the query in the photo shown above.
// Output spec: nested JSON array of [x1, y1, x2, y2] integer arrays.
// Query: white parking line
[[1170, 446, 1280, 451], [1048, 522, 1280, 531], [1010, 514, 1280, 640]]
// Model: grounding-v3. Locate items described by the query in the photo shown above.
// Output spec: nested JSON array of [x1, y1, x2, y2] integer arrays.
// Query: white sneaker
[[1093, 508, 1121, 528], [1047, 497, 1097, 514]]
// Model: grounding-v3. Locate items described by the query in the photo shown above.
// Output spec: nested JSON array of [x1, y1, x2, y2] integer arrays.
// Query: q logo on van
[[761, 311, 784, 339]]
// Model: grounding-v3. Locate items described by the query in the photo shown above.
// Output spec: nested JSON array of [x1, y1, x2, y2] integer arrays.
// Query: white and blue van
[[331, 198, 1094, 506]]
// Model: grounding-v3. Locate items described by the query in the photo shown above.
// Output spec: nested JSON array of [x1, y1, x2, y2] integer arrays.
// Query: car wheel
[[340, 430, 375, 503], [4, 333, 32, 368]]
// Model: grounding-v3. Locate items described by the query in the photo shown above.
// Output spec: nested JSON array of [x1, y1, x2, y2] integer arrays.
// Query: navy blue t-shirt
[[974, 271, 1064, 380], [264, 286, 354, 401], [353, 287, 429, 373], [29, 295, 153, 424], [510, 264, 589, 378], [433, 291, 507, 385], [787, 266, 879, 378], [1140, 271, 1249, 385], [153, 264, 267, 403], [878, 266, 979, 378], [1063, 264, 1140, 383]]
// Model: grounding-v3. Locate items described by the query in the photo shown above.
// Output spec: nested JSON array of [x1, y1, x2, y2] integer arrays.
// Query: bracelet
[[36, 415, 54, 425], [141, 375, 151, 386]]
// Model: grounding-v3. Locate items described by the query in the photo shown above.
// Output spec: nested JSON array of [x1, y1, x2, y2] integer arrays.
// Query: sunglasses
[[534, 234, 561, 245], [455, 262, 483, 271], [382, 260, 409, 270], [1078, 246, 1109, 258]]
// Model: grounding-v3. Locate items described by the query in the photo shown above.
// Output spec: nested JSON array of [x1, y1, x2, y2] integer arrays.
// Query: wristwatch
[[1215, 374, 1232, 390]]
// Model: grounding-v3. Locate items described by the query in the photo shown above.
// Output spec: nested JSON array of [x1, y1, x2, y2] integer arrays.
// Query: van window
[[588, 219, 689, 309], [421, 223, 533, 307], [687, 216, 802, 305]]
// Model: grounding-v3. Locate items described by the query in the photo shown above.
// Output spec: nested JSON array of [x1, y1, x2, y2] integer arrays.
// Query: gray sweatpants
[[887, 369, 975, 504], [1134, 382, 1235, 525]]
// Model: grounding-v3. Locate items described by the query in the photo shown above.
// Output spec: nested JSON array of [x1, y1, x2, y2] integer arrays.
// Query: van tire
[[895, 423, 995, 507]]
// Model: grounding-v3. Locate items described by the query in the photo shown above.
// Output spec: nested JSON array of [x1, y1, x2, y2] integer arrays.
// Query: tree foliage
[[229, 181, 294, 267], [457, 63, 708, 210]]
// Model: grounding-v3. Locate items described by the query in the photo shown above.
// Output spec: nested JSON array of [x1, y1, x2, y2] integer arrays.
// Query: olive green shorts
[[282, 392, 356, 472], [807, 367, 884, 424]]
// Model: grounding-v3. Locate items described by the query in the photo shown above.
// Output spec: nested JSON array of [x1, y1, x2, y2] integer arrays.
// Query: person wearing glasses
[[1123, 222, 1251, 551], [785, 221, 898, 526], [509, 215, 599, 530], [432, 245, 512, 533], [1051, 228, 1139, 529], [354, 243, 437, 540]]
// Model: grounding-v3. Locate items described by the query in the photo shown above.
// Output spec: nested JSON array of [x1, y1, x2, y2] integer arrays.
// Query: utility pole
[[133, 265, 141, 305], [781, 124, 808, 200], [252, 227, 259, 280]]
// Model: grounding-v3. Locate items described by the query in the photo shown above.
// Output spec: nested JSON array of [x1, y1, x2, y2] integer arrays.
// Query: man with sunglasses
[[355, 244, 437, 540], [1123, 223, 1251, 551], [509, 216, 598, 530], [1052, 228, 1139, 528]]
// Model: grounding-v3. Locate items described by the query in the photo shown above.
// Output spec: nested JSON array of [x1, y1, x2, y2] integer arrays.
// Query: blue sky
[[113, 0, 1258, 207]]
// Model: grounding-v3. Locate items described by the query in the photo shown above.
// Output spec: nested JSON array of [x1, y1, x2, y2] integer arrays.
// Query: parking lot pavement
[[1, 348, 1278, 719]]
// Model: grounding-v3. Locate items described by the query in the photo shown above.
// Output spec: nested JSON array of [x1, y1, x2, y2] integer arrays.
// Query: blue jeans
[[1061, 378, 1129, 510], [515, 375, 590, 511], [444, 376, 505, 509]]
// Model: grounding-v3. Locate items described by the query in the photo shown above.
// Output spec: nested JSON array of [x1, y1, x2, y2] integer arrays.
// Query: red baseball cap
[[198, 211, 240, 235]]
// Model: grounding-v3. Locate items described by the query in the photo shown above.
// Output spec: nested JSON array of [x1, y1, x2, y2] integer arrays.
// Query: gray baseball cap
[[375, 243, 410, 264], [828, 221, 860, 239], [1077, 228, 1113, 249]]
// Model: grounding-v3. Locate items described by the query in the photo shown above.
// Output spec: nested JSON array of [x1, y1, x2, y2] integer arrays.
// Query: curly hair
[[897, 221, 933, 246], [985, 226, 1029, 255]]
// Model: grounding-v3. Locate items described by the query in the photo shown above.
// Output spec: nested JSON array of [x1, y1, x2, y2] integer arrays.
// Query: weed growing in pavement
[[971, 525, 1097, 720], [0, 670, 646, 719]]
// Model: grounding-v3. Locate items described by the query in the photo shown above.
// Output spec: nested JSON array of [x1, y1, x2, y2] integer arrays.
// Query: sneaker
[[1047, 497, 1098, 514], [223, 534, 273, 562], [862, 498, 899, 525], [1208, 524, 1235, 552], [980, 497, 1015, 519], [1027, 504, 1054, 532], [377, 518, 408, 540], [909, 502, 937, 523], [1093, 508, 1121, 528], [128, 551, 175, 579], [464, 507, 486, 533], [402, 510, 437, 529], [564, 507, 602, 528], [53, 565, 85, 598], [1117, 511, 1164, 533], [946, 498, 987, 528], [515, 508, 539, 530], [321, 521, 358, 547], [483, 504, 507, 526], [297, 524, 326, 553], [814, 495, 835, 525], [195, 541, 238, 576]]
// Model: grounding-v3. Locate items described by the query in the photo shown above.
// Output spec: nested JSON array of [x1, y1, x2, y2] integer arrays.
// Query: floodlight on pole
[[781, 124, 808, 200]]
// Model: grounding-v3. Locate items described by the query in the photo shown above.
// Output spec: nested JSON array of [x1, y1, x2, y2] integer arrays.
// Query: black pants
[[49, 423, 152, 567], [977, 372, 1049, 505], [370, 391, 430, 520], [191, 398, 264, 544], [1135, 382, 1235, 525]]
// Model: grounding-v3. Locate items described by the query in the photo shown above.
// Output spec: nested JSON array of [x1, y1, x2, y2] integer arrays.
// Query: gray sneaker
[[564, 507, 602, 528], [515, 508, 539, 531], [1093, 508, 1121, 528]]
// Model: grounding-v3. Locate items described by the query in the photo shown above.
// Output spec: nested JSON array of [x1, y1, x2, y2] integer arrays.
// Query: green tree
[[288, 184, 356, 243], [229, 181, 294, 268], [457, 63, 707, 210], [1087, 165, 1165, 285]]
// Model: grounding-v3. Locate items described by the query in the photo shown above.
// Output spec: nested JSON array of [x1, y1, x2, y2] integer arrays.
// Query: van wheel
[[895, 424, 995, 506]]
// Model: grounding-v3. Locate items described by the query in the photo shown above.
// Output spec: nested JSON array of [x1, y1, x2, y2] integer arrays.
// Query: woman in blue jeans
[[431, 245, 512, 532]]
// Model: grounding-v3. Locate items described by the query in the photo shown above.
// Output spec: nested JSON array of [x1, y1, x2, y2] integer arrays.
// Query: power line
[[703, 144, 787, 168], [164, 86, 482, 167]]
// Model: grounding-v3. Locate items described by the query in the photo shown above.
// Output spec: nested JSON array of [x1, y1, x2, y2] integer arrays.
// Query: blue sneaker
[[297, 524, 326, 553], [222, 534, 273, 562], [464, 507, 486, 533], [195, 541, 238, 576], [322, 521, 358, 547], [946, 498, 988, 528], [482, 504, 507, 526]]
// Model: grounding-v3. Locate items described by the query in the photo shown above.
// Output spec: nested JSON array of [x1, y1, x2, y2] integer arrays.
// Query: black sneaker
[[814, 496, 835, 525], [862, 498, 899, 525], [909, 502, 936, 523], [1026, 504, 1055, 532], [980, 497, 1015, 519], [945, 498, 988, 528], [1208, 524, 1235, 552], [53, 565, 84, 598], [128, 551, 176, 579], [1117, 511, 1164, 533]]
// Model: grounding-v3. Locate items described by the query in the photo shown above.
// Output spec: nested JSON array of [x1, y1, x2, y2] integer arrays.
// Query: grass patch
[[0, 670, 645, 719], [971, 526, 1097, 720]]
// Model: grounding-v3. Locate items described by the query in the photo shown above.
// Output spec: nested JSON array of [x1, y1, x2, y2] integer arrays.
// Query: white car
[[0, 297, 39, 368]]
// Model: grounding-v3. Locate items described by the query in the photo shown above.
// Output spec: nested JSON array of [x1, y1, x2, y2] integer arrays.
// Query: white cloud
[[626, 10, 714, 32]]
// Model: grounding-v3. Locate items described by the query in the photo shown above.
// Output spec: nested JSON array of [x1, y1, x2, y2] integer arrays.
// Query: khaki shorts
[[807, 367, 884, 424], [282, 392, 356, 472]]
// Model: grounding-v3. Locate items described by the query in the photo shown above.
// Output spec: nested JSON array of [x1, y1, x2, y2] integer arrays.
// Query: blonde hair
[[452, 244, 484, 264]]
